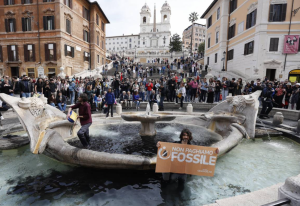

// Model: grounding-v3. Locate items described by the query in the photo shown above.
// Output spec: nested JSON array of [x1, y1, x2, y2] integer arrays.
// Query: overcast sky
[[96, 0, 212, 37]]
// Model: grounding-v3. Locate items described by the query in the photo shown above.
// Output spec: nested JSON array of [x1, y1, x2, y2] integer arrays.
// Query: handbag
[[103, 104, 108, 108], [177, 93, 182, 98]]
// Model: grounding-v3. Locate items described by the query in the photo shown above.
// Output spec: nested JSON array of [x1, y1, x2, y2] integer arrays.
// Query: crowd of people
[[0, 56, 299, 119]]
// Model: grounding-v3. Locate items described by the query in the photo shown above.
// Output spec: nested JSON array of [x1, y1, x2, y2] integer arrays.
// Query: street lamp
[[222, 51, 226, 71]]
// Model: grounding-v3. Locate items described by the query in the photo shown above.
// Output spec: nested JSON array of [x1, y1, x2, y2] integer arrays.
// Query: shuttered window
[[207, 57, 209, 65], [64, 45, 74, 58], [97, 35, 99, 46], [227, 49, 234, 60], [269, 38, 279, 52], [230, 0, 238, 13], [66, 19, 71, 34], [7, 45, 18, 61], [82, 7, 90, 21], [83, 30, 89, 42], [64, 0, 72, 8], [0, 46, 3, 62], [216, 31, 219, 43], [208, 38, 211, 48], [96, 14, 99, 25], [4, 0, 15, 5], [45, 43, 57, 61], [246, 9, 257, 29], [24, 44, 35, 62], [5, 19, 16, 32], [83, 52, 90, 62], [22, 18, 32, 31], [21, 0, 33, 4], [269, 4, 287, 22], [43, 16, 55, 30], [207, 16, 212, 28], [228, 24, 236, 39], [97, 55, 100, 63], [244, 41, 254, 55], [215, 53, 218, 63], [43, 0, 54, 2], [101, 21, 105, 31], [102, 40, 104, 49]]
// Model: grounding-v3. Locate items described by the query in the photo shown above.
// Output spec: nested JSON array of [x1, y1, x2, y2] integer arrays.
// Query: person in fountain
[[67, 93, 92, 149]]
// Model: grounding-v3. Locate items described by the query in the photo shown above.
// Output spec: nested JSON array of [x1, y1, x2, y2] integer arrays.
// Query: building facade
[[182, 23, 206, 52], [106, 1, 172, 58], [0, 0, 109, 78], [201, 0, 300, 82]]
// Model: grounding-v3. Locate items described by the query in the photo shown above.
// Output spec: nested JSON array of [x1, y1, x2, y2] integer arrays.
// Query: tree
[[189, 12, 199, 54], [198, 42, 205, 56], [169, 33, 182, 52]]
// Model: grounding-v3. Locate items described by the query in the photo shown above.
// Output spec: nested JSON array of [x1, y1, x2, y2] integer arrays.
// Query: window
[[269, 4, 287, 22], [143, 17, 146, 24], [244, 41, 254, 55], [102, 41, 104, 49], [96, 14, 99, 25], [83, 30, 89, 42], [230, 0, 238, 13], [129, 38, 132, 42], [164, 15, 167, 21], [82, 7, 90, 21], [65, 0, 72, 8], [27, 68, 35, 78], [83, 52, 90, 62], [269, 38, 279, 52], [4, 0, 15, 5], [43, 0, 54, 2], [21, 18, 31, 31], [45, 43, 57, 61], [102, 57, 104, 65], [97, 55, 100, 63], [24, 44, 35, 62], [227, 49, 234, 60], [216, 31, 219, 43], [22, 0, 32, 4], [129, 44, 131, 48], [43, 16, 55, 30], [238, 21, 244, 34], [7, 45, 18, 61], [66, 19, 71, 34], [208, 38, 211, 48], [97, 35, 99, 46], [0, 46, 2, 62], [228, 24, 236, 39], [207, 16, 212, 28], [207, 57, 210, 65], [101, 21, 105, 31], [5, 19, 16, 32], [217, 7, 220, 20], [64, 45, 74, 57], [246, 9, 257, 29], [215, 53, 218, 63]]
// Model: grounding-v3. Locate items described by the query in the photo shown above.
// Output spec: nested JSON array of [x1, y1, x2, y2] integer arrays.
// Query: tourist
[[236, 78, 243, 95], [189, 78, 198, 103], [168, 77, 176, 102], [221, 77, 230, 101], [133, 91, 140, 111], [207, 78, 215, 104], [259, 83, 274, 119], [96, 95, 102, 111], [105, 88, 115, 118], [56, 91, 67, 112], [127, 91, 133, 109], [69, 80, 76, 105], [159, 83, 166, 111], [146, 80, 153, 101], [119, 91, 128, 108], [284, 83, 293, 109], [20, 76, 33, 98], [68, 93, 92, 148], [200, 78, 208, 103], [274, 84, 286, 108], [149, 90, 157, 111], [176, 82, 186, 109], [12, 76, 20, 97], [291, 83, 300, 110], [35, 78, 44, 95], [214, 80, 221, 102]]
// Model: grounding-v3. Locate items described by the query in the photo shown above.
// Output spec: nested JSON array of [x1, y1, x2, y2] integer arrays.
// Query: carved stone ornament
[[22, 10, 33, 18], [5, 11, 16, 18], [45, 61, 57, 65], [43, 8, 55, 15], [83, 25, 89, 31], [248, 2, 258, 14], [64, 12, 73, 20], [207, 33, 212, 38], [229, 18, 236, 27], [96, 29, 100, 34], [29, 97, 45, 117], [264, 59, 282, 65], [270, 0, 287, 4], [227, 95, 255, 113], [215, 25, 220, 32]]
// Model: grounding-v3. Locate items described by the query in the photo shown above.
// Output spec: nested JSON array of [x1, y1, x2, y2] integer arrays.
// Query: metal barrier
[[261, 198, 291, 206]]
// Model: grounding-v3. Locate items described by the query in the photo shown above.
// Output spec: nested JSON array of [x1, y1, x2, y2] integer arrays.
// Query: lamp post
[[195, 48, 198, 59], [222, 51, 226, 71]]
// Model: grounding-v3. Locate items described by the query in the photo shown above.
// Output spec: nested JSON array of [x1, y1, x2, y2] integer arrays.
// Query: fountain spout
[[146, 103, 151, 116]]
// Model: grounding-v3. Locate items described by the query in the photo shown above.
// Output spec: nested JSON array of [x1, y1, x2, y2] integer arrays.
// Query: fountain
[[121, 103, 176, 136]]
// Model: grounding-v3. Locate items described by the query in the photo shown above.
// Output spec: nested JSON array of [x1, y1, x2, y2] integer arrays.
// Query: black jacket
[[19, 80, 33, 93], [56, 95, 67, 104]]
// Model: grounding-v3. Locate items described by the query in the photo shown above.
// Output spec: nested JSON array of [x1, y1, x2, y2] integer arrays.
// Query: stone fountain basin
[[121, 112, 176, 122]]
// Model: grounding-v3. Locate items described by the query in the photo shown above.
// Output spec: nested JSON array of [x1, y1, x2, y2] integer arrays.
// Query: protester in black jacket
[[19, 76, 33, 98]]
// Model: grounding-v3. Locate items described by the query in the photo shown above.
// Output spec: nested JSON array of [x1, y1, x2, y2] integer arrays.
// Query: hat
[[287, 82, 291, 86], [296, 83, 300, 86]]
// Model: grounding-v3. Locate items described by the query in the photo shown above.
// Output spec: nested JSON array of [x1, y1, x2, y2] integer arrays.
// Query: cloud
[[96, 0, 211, 38]]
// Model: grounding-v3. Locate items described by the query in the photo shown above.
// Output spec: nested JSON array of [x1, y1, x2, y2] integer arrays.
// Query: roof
[[90, 1, 110, 23], [184, 23, 206, 31], [106, 34, 140, 38], [200, 0, 218, 18]]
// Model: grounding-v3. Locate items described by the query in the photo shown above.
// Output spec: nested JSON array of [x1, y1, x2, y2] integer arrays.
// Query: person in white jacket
[[176, 82, 186, 109]]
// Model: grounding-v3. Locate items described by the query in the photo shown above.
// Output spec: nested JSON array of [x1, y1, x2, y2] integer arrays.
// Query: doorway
[[11, 67, 19, 77], [266, 69, 276, 81]]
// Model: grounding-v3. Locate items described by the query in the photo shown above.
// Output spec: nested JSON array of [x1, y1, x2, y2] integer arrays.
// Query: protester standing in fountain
[[67, 93, 92, 148], [259, 83, 274, 119], [105, 88, 115, 117]]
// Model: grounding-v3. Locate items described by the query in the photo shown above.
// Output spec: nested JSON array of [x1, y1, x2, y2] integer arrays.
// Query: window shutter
[[45, 44, 49, 61], [82, 6, 84, 18], [32, 44, 36, 61], [270, 39, 273, 51], [253, 10, 257, 26], [52, 16, 55, 29], [7, 45, 11, 61], [233, 24, 235, 38], [15, 45, 18, 61], [4, 0, 8, 5], [0, 46, 2, 62], [24, 44, 27, 62], [30, 0, 33, 3], [246, 14, 250, 29], [70, 0, 72, 8], [22, 18, 25, 31], [64, 44, 67, 56], [12, 0, 15, 4], [13, 19, 16, 32], [43, 16, 47, 30], [28, 18, 32, 31], [5, 19, 9, 32], [269, 5, 274, 22], [71, 47, 74, 58], [53, 43, 57, 61], [83, 52, 85, 61], [21, 0, 24, 4], [244, 43, 248, 55], [88, 10, 90, 21], [83, 30, 85, 41], [252, 41, 255, 54], [281, 4, 287, 21]]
